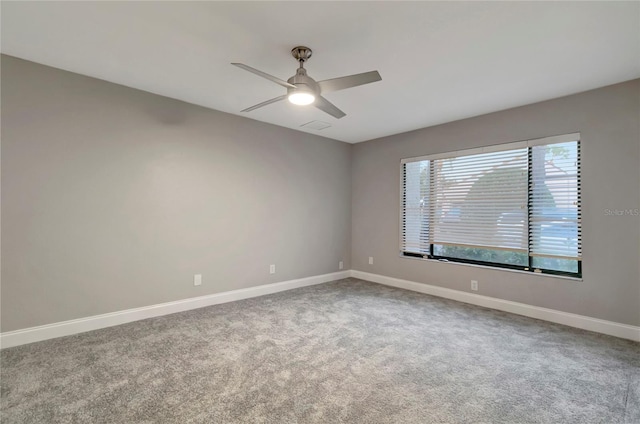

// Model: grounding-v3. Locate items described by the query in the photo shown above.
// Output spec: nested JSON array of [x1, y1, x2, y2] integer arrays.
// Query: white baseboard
[[350, 270, 640, 342], [4, 269, 637, 348], [0, 271, 350, 349]]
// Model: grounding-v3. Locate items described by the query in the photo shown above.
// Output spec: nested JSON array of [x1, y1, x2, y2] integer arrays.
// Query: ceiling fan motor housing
[[287, 68, 319, 96]]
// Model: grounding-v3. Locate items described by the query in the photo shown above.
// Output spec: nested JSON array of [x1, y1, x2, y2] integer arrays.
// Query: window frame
[[399, 133, 582, 278]]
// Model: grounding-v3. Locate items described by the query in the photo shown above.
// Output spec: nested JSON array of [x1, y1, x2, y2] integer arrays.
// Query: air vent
[[300, 120, 332, 131]]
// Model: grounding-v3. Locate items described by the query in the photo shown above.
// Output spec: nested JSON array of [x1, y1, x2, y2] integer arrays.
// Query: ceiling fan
[[232, 46, 381, 119]]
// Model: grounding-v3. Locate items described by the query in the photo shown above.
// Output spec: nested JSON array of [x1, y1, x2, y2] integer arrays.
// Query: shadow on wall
[[144, 100, 190, 125]]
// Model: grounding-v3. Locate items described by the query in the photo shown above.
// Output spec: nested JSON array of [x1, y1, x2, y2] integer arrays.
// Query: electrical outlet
[[194, 274, 202, 286], [471, 280, 478, 291], [339, 261, 344, 270], [269, 264, 276, 274], [368, 257, 374, 265]]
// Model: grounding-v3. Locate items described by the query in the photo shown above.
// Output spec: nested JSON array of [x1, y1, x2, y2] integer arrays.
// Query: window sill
[[399, 254, 583, 282]]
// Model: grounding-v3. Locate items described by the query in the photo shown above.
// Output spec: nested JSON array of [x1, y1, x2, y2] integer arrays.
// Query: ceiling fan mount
[[232, 46, 381, 119], [291, 46, 313, 64]]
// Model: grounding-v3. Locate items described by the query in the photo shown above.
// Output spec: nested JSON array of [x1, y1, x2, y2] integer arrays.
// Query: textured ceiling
[[2, 1, 639, 143]]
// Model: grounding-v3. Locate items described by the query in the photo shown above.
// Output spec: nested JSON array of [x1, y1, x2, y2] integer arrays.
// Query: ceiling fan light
[[288, 92, 315, 106]]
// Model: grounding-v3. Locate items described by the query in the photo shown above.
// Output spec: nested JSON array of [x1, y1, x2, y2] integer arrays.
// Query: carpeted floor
[[1, 278, 639, 423]]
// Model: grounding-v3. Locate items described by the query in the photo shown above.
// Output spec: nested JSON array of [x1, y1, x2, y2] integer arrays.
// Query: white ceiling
[[2, 2, 639, 143]]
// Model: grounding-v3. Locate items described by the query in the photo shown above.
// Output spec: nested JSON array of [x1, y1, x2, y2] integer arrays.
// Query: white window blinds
[[529, 141, 581, 260], [430, 148, 529, 252], [401, 133, 582, 276], [401, 161, 430, 254]]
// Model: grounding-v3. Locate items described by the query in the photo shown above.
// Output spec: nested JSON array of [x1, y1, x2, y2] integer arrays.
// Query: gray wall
[[352, 79, 640, 326], [3, 54, 639, 333], [1, 55, 352, 332]]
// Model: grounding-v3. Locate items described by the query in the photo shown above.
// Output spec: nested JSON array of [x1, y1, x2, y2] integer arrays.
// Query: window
[[401, 133, 581, 277]]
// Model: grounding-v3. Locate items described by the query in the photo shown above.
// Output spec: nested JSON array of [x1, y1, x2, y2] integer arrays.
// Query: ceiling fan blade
[[318, 70, 381, 93], [241, 95, 287, 112], [314, 96, 346, 119], [232, 63, 296, 89]]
